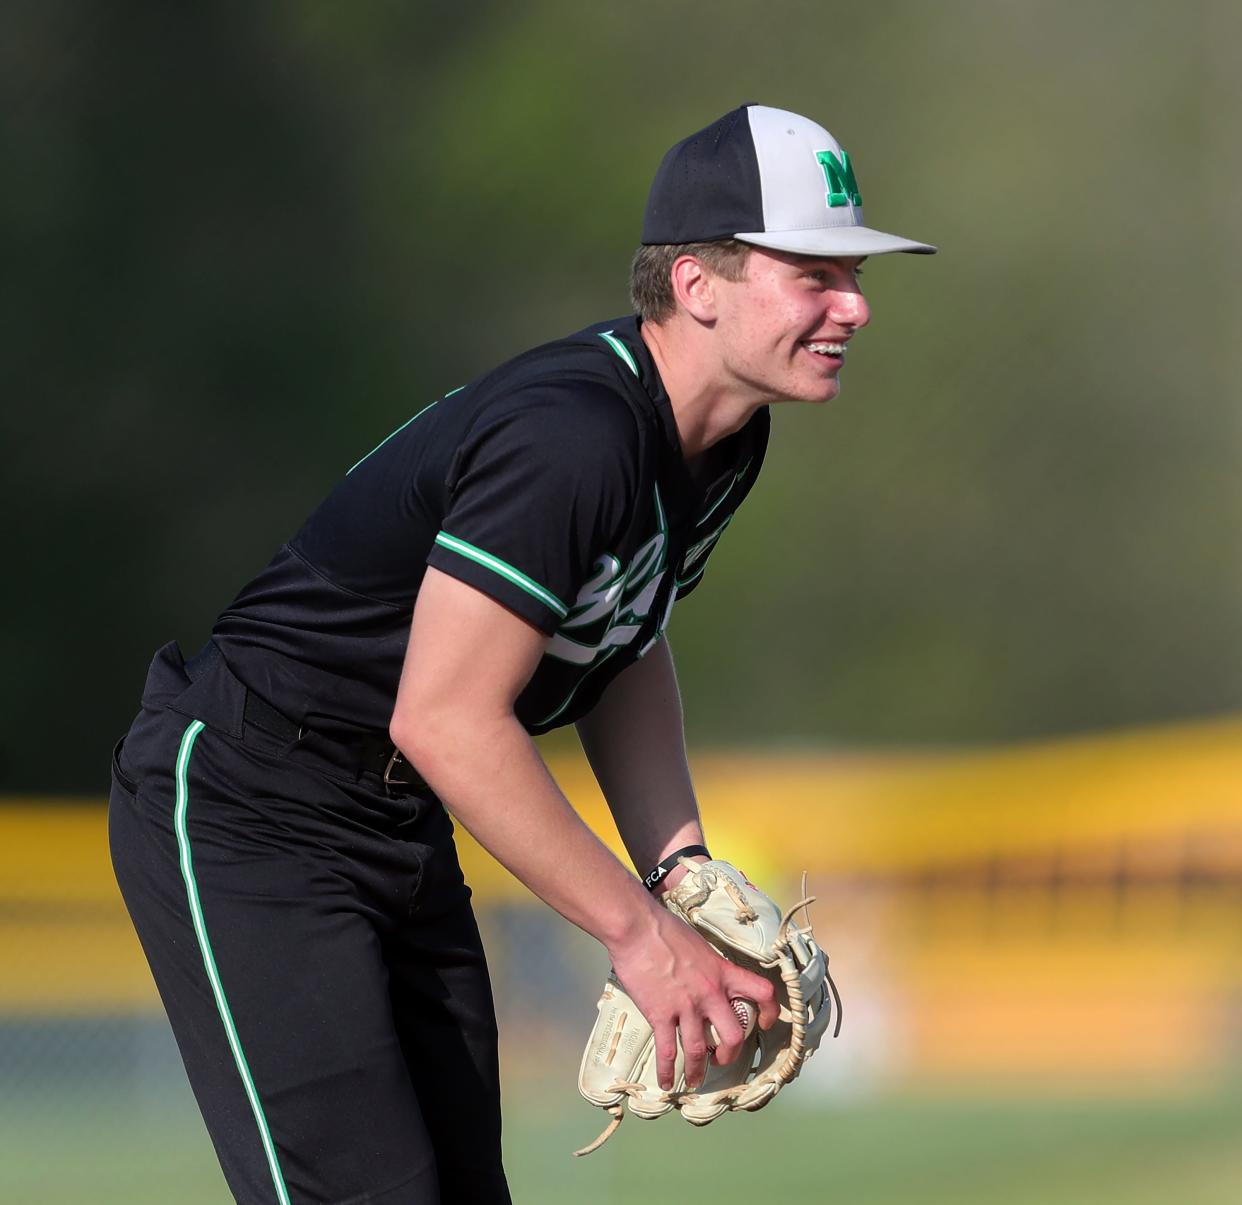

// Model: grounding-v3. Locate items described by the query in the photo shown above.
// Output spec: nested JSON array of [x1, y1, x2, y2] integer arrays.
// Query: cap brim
[[735, 226, 936, 256]]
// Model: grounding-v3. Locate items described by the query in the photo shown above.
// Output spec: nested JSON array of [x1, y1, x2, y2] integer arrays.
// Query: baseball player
[[109, 103, 933, 1205]]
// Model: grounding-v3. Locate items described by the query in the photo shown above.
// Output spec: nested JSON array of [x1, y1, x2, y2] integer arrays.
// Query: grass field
[[4, 1084, 1240, 1204]]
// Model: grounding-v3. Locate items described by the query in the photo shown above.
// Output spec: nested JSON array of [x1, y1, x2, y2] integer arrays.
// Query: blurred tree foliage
[[3, 1, 1240, 790]]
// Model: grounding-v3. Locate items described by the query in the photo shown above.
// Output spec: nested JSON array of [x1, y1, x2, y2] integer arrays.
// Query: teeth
[[805, 342, 846, 356]]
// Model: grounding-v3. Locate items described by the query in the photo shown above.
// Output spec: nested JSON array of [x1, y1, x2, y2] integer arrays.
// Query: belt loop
[[383, 748, 410, 791], [183, 639, 223, 683]]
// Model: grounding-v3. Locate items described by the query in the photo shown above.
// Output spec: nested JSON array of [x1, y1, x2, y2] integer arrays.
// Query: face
[[708, 248, 871, 406]]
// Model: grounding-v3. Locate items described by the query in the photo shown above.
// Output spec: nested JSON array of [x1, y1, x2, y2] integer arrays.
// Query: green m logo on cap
[[815, 149, 862, 208]]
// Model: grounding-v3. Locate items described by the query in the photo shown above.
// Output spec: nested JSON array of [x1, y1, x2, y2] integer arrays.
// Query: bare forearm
[[392, 573, 775, 1094], [576, 637, 704, 874], [396, 706, 661, 949]]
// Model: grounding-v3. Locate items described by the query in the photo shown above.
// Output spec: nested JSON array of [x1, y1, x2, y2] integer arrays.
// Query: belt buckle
[[383, 748, 410, 787]]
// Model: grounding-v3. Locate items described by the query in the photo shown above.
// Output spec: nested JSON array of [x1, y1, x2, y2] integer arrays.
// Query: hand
[[576, 861, 839, 1155], [606, 904, 778, 1092]]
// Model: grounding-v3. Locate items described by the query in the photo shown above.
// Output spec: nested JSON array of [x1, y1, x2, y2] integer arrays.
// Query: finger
[[679, 1020, 709, 1091], [704, 1002, 744, 1067], [653, 1020, 679, 1092], [728, 968, 780, 1030], [705, 1018, 740, 1068]]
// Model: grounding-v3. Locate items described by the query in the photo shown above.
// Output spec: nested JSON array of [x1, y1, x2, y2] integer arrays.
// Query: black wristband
[[642, 845, 711, 892]]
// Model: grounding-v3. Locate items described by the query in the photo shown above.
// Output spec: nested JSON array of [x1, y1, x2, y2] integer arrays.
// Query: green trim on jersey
[[434, 531, 569, 618], [536, 647, 622, 728], [697, 458, 752, 528], [598, 331, 639, 378], [652, 483, 668, 551], [172, 720, 292, 1205], [346, 386, 464, 475], [678, 513, 732, 588], [675, 561, 708, 590]]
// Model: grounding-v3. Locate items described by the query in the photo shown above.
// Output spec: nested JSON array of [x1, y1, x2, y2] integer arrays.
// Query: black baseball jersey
[[211, 316, 769, 736]]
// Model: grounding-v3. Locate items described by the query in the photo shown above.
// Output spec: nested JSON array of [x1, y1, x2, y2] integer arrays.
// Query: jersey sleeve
[[426, 385, 640, 634]]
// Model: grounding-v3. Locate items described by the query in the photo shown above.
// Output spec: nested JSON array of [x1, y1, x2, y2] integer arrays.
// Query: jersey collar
[[593, 315, 684, 458]]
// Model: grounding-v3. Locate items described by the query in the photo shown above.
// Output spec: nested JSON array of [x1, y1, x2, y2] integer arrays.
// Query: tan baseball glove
[[575, 859, 839, 1155]]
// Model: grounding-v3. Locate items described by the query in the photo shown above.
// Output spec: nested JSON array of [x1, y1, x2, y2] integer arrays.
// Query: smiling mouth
[[802, 341, 847, 359]]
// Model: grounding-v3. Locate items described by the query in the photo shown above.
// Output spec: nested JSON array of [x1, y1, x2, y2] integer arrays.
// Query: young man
[[109, 103, 933, 1205]]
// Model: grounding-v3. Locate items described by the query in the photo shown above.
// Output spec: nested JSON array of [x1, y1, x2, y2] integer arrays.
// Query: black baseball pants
[[109, 642, 511, 1205]]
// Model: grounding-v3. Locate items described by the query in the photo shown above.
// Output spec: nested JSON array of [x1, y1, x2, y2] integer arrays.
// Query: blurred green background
[[3, 2, 1242, 1202], [6, 0, 1241, 791]]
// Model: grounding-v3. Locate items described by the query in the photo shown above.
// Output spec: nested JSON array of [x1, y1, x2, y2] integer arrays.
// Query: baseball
[[706, 998, 757, 1049]]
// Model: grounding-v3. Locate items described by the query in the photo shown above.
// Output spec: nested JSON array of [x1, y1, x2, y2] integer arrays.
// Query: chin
[[796, 379, 842, 405]]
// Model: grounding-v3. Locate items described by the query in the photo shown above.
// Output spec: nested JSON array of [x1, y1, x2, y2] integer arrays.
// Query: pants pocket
[[111, 735, 140, 796]]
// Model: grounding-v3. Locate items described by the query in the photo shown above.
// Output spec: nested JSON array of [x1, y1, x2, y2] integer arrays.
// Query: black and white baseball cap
[[642, 103, 936, 257]]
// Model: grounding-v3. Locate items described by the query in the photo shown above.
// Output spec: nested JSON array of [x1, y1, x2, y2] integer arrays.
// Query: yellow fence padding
[[3, 715, 1241, 1056]]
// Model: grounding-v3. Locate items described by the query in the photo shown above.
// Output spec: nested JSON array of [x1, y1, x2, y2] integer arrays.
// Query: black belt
[[186, 642, 427, 793], [241, 692, 424, 789]]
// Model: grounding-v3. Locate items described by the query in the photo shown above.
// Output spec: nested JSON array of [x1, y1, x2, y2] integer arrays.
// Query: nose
[[829, 282, 870, 331]]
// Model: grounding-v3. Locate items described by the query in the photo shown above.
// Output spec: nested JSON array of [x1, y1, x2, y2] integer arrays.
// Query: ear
[[669, 254, 719, 322]]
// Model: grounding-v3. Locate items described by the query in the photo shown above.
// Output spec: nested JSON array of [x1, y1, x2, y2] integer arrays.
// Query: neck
[[639, 317, 764, 458]]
